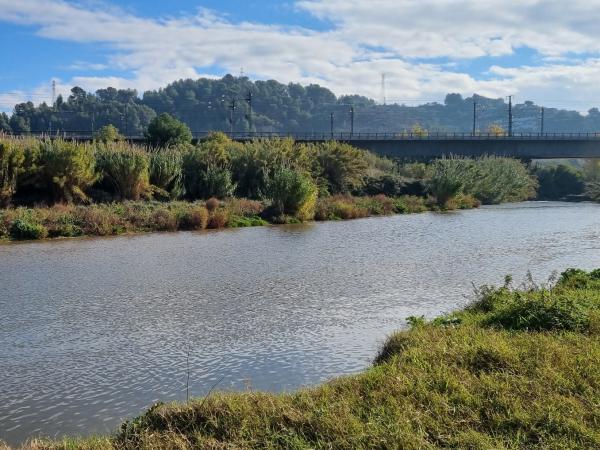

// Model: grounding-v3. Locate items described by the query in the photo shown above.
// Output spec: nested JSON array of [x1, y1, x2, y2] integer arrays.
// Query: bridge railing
[[8, 131, 600, 141]]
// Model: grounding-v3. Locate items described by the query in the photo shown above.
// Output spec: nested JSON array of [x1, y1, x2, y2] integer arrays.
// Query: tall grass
[[149, 148, 184, 200], [427, 155, 537, 206], [96, 143, 150, 200], [39, 140, 98, 203], [0, 140, 24, 207]]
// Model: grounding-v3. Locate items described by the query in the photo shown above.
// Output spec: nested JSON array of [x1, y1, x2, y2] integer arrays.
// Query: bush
[[149, 208, 178, 231], [312, 141, 369, 194], [229, 138, 301, 199], [178, 205, 209, 230], [207, 209, 229, 229], [266, 168, 317, 221], [182, 146, 236, 200], [485, 295, 589, 332], [96, 143, 151, 200], [0, 140, 24, 207], [149, 148, 184, 200], [535, 164, 585, 200], [145, 113, 192, 147], [427, 157, 475, 206], [39, 140, 98, 203], [95, 125, 123, 143], [466, 156, 537, 204], [9, 218, 48, 240]]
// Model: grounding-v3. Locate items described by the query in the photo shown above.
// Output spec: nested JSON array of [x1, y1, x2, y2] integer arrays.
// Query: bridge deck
[[7, 131, 600, 159]]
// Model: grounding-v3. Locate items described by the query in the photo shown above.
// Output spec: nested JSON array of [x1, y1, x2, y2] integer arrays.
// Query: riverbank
[[0, 194, 479, 241], [4, 267, 599, 449]]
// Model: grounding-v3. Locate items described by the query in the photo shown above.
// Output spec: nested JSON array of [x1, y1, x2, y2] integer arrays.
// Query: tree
[[145, 113, 192, 147], [95, 124, 123, 143], [0, 113, 11, 133]]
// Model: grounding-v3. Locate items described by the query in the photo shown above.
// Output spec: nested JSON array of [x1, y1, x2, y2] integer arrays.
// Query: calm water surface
[[1, 202, 600, 444]]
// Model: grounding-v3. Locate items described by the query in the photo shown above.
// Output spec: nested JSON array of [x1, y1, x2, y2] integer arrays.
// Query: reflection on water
[[1, 202, 600, 444]]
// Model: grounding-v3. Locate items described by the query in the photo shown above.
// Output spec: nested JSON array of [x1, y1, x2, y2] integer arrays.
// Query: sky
[[2, 0, 600, 112]]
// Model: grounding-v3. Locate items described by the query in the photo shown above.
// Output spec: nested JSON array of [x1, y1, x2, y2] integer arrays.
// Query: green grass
[[5, 269, 600, 449]]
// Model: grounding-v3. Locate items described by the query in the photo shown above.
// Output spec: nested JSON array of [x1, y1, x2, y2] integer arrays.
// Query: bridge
[[15, 131, 600, 159]]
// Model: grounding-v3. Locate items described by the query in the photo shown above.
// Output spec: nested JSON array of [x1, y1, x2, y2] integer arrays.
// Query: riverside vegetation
[[0, 130, 539, 241], [3, 267, 600, 449]]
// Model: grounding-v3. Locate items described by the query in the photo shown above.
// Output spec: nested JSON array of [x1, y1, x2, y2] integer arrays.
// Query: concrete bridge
[[18, 131, 600, 159]]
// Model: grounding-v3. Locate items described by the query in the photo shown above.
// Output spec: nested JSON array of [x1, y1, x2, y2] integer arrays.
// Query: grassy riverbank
[[5, 268, 600, 449], [1, 132, 542, 241], [0, 194, 478, 241]]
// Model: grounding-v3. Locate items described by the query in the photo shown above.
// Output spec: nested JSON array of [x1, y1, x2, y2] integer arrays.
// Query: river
[[1, 201, 600, 444]]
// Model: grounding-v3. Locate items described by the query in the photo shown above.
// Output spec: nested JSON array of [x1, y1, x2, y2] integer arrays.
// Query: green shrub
[[39, 140, 98, 203], [182, 146, 236, 200], [9, 218, 48, 240], [0, 140, 24, 207], [427, 157, 475, 206], [312, 141, 369, 194], [535, 164, 585, 200], [96, 143, 151, 200], [266, 168, 317, 221], [485, 294, 589, 332], [95, 124, 123, 143], [466, 156, 537, 204], [145, 113, 192, 147], [149, 148, 184, 200]]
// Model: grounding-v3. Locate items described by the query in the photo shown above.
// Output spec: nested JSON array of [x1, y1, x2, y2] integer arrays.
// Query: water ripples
[[1, 202, 600, 444]]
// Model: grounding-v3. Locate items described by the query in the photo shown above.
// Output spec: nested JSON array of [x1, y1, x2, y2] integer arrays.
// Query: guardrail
[[9, 131, 600, 141]]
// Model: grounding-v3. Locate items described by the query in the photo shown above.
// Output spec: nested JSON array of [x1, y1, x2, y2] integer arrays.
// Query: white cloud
[[2, 0, 600, 111]]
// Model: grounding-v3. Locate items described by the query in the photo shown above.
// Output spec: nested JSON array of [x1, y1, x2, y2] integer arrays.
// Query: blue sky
[[2, 0, 600, 112]]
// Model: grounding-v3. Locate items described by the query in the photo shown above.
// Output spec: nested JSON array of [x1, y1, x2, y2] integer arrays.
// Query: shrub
[[466, 156, 537, 204], [229, 139, 301, 199], [312, 141, 369, 194], [266, 168, 317, 221], [207, 209, 229, 229], [485, 294, 589, 332], [205, 197, 220, 212], [356, 174, 407, 196], [149, 148, 184, 200], [74, 205, 122, 236], [393, 195, 428, 214], [149, 208, 178, 231], [0, 140, 24, 207], [314, 195, 369, 220], [535, 164, 585, 200], [427, 157, 475, 206], [96, 143, 151, 200], [39, 140, 98, 203], [9, 218, 48, 240], [178, 205, 208, 230], [95, 124, 123, 143], [182, 147, 236, 200], [145, 113, 192, 147], [226, 198, 265, 217]]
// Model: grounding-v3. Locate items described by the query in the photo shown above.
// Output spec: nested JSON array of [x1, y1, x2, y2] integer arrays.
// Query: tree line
[[3, 75, 600, 136]]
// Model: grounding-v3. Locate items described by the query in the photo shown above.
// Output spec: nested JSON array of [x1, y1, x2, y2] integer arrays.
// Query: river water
[[1, 201, 600, 444]]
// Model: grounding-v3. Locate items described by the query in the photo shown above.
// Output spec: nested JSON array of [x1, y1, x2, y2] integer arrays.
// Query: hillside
[[2, 75, 600, 136]]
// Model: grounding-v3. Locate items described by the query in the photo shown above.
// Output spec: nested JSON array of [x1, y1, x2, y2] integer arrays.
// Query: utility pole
[[540, 107, 545, 135], [245, 91, 253, 133], [350, 106, 355, 137], [49, 80, 56, 136], [330, 112, 334, 138], [472, 101, 477, 136], [380, 73, 387, 106], [229, 98, 236, 134], [507, 95, 513, 137]]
